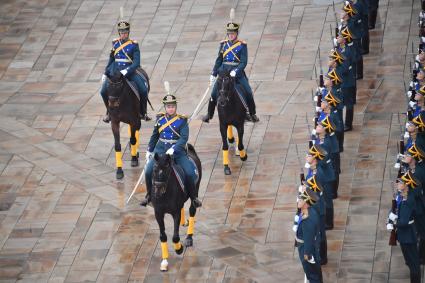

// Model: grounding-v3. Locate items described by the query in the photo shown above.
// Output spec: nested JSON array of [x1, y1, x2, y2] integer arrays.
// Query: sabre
[[188, 84, 211, 124], [126, 162, 147, 204]]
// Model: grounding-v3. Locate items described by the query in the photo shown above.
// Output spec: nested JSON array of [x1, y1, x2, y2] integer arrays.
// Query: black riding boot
[[344, 108, 354, 132], [368, 10, 377, 29], [411, 271, 421, 283], [187, 182, 202, 208], [356, 58, 363, 80], [247, 99, 259, 122], [139, 97, 151, 121], [362, 32, 370, 55], [202, 99, 216, 123], [325, 207, 334, 230], [419, 239, 425, 264], [140, 185, 151, 207], [320, 239, 328, 265], [101, 95, 110, 123]]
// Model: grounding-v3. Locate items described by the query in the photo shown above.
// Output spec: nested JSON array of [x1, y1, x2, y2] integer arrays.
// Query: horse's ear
[[154, 152, 159, 161]]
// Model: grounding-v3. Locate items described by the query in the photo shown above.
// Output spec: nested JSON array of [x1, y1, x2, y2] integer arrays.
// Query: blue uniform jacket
[[296, 207, 320, 260], [212, 39, 248, 78], [396, 192, 417, 244], [105, 39, 141, 77], [148, 113, 188, 155]]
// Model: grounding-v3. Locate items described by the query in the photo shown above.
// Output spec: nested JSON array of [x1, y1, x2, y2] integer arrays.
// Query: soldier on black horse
[[100, 20, 151, 123]]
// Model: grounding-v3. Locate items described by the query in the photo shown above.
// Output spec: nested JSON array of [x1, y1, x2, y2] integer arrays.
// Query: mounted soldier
[[100, 19, 150, 123], [140, 85, 202, 208], [202, 9, 259, 123]]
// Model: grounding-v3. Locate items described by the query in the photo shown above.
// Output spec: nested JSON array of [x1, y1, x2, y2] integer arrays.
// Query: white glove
[[209, 75, 216, 85], [120, 69, 128, 76], [145, 151, 153, 161], [394, 162, 401, 169], [389, 212, 398, 222], [292, 225, 298, 233], [298, 185, 303, 193], [306, 255, 316, 264], [387, 223, 394, 230], [294, 215, 300, 223], [101, 74, 107, 82], [311, 129, 316, 135], [333, 38, 338, 47], [166, 147, 174, 156], [315, 106, 322, 112], [230, 70, 236, 77], [409, 101, 417, 108], [404, 131, 410, 139], [304, 162, 311, 169], [410, 81, 415, 88], [314, 95, 318, 102], [407, 91, 412, 98]]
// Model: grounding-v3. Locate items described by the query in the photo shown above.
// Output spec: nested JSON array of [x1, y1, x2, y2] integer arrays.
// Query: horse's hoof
[[235, 149, 240, 156], [160, 259, 168, 272], [116, 168, 124, 179], [175, 243, 184, 255], [240, 154, 248, 161], [185, 236, 193, 247], [131, 156, 139, 167], [181, 219, 189, 227], [228, 137, 235, 144], [224, 165, 231, 175]]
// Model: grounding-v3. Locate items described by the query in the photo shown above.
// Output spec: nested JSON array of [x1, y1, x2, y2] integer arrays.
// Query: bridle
[[107, 77, 124, 108], [217, 75, 233, 107], [152, 161, 172, 197]]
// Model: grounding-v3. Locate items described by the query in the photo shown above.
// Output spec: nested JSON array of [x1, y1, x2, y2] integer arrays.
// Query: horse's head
[[152, 153, 173, 198], [217, 70, 235, 107], [105, 68, 125, 109]]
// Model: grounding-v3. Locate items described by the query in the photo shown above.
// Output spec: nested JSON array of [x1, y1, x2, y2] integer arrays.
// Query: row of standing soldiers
[[293, 0, 379, 282], [383, 2, 425, 282]]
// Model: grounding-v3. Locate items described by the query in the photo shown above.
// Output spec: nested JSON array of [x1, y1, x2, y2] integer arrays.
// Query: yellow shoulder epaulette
[[156, 112, 165, 117], [178, 114, 187, 119], [131, 39, 138, 44], [238, 39, 247, 44], [302, 214, 309, 220]]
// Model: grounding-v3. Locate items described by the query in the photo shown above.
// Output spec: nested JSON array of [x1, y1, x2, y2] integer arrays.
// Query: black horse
[[150, 144, 201, 272], [105, 68, 150, 179], [216, 70, 248, 175]]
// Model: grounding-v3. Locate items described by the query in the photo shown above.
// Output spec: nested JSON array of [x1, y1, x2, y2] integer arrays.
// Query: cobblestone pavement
[[0, 0, 419, 282]]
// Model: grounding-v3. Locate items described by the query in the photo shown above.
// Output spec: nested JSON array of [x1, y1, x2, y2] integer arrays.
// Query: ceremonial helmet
[[400, 170, 421, 189], [413, 112, 425, 132], [299, 187, 319, 206], [340, 26, 354, 43], [326, 68, 342, 85], [323, 90, 341, 107], [117, 21, 130, 33], [406, 143, 425, 161], [162, 81, 177, 105], [318, 114, 336, 133], [226, 8, 240, 33], [306, 175, 323, 193], [308, 143, 327, 160], [330, 48, 345, 65], [343, 0, 357, 17]]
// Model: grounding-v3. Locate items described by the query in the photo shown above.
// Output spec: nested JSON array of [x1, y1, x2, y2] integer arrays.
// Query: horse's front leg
[[111, 121, 124, 179], [155, 210, 168, 272], [185, 203, 196, 247], [172, 211, 184, 255], [219, 123, 231, 175], [128, 125, 139, 167], [237, 123, 247, 161]]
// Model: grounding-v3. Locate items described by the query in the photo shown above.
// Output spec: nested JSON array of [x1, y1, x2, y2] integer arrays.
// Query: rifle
[[332, 1, 339, 36], [388, 196, 398, 246], [318, 47, 324, 87]]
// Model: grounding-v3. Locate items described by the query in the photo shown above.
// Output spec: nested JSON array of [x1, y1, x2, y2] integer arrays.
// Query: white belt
[[409, 220, 415, 225], [115, 58, 132, 63], [159, 138, 178, 144], [223, 62, 239, 66], [295, 236, 304, 244]]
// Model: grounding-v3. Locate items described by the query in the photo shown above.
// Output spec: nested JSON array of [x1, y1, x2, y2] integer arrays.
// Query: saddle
[[171, 163, 186, 194]]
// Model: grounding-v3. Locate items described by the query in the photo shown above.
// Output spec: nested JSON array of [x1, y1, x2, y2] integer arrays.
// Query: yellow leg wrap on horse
[[227, 126, 234, 140], [127, 125, 131, 136], [223, 150, 229, 165], [161, 242, 169, 259], [180, 207, 185, 226], [239, 149, 246, 158], [115, 151, 123, 168], [188, 216, 195, 235], [131, 144, 137, 157], [135, 130, 140, 148], [173, 242, 182, 250]]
